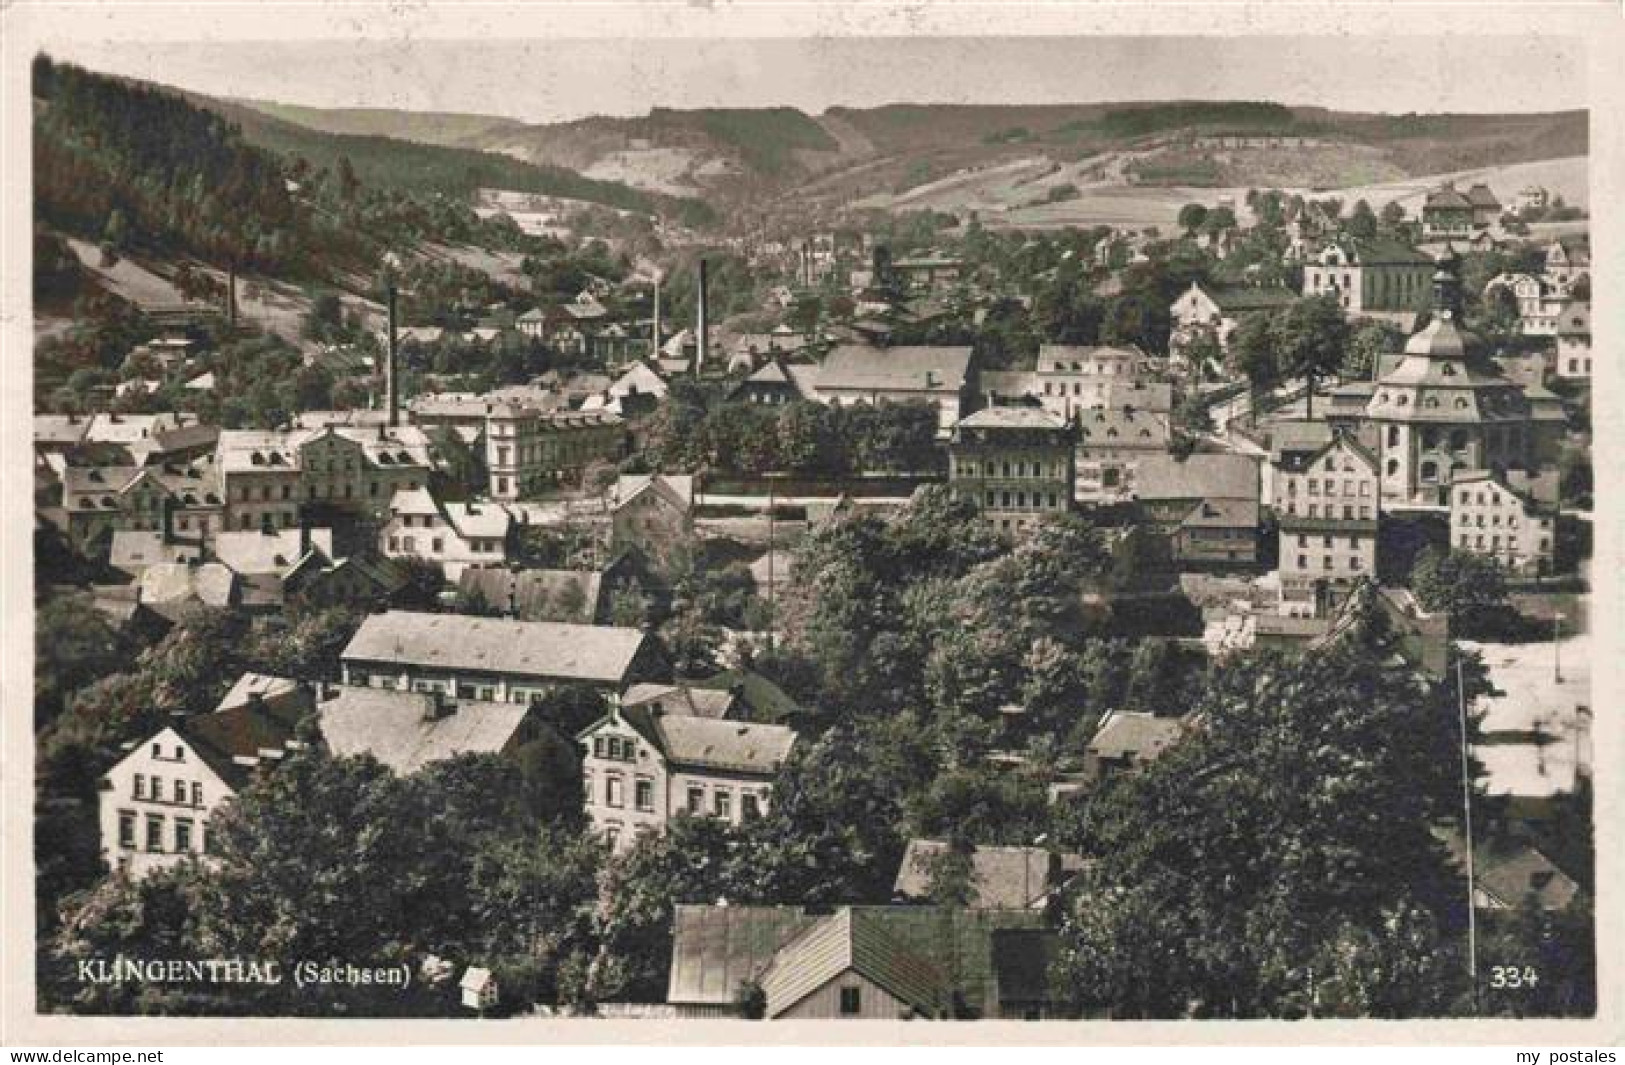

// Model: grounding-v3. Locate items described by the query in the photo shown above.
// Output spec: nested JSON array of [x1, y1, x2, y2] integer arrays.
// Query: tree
[[1230, 310, 1282, 397], [1409, 547, 1511, 635], [1051, 641, 1479, 1018], [1177, 203, 1210, 237], [1347, 200, 1379, 241], [1275, 294, 1350, 419], [1380, 200, 1408, 230]]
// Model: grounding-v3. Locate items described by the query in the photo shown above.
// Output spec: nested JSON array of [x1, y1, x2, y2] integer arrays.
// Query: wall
[[777, 972, 914, 1021], [99, 726, 232, 880]]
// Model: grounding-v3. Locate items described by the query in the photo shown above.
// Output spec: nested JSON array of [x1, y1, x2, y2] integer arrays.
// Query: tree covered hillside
[[33, 55, 333, 274]]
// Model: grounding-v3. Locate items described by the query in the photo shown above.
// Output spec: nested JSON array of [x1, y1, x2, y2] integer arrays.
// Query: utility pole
[[1553, 611, 1565, 684], [1456, 656, 1479, 1015]]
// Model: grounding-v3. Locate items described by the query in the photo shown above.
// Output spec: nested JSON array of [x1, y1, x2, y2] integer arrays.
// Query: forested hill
[[33, 54, 326, 275], [31, 55, 716, 280]]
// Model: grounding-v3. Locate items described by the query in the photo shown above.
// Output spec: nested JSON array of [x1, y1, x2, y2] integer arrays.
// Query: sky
[[42, 35, 1588, 125]]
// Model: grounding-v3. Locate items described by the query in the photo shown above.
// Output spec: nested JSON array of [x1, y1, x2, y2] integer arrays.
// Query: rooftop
[[341, 610, 650, 684]]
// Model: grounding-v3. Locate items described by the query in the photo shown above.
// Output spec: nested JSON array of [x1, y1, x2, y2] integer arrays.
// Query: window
[[175, 819, 193, 852], [635, 779, 654, 812], [605, 775, 624, 808], [743, 793, 761, 820], [840, 986, 862, 1016], [145, 814, 164, 852], [687, 787, 705, 814], [173, 780, 186, 804], [134, 774, 145, 800], [431, 538, 444, 553], [174, 745, 184, 761], [118, 810, 136, 849], [152, 775, 163, 800], [152, 743, 161, 759], [714, 791, 732, 820]]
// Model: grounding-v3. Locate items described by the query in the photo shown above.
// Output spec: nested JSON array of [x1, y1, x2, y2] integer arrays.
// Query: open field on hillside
[[580, 147, 704, 196]]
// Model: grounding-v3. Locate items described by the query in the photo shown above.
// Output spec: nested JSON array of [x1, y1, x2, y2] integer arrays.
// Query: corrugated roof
[[760, 908, 949, 1018], [667, 906, 818, 1006]]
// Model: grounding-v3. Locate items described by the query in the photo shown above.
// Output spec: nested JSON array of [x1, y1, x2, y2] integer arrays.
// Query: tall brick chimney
[[652, 276, 662, 360]]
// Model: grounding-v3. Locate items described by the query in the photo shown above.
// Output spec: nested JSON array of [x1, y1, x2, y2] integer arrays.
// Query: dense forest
[[33, 55, 333, 275]]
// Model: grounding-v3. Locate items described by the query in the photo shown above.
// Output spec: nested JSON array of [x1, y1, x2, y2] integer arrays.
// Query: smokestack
[[226, 266, 237, 331], [695, 259, 709, 376], [386, 283, 400, 428]]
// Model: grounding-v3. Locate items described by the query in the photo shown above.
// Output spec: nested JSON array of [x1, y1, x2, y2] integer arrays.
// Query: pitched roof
[[1425, 186, 1473, 211], [175, 691, 309, 789], [817, 345, 972, 394], [1203, 285, 1298, 313], [110, 531, 202, 576], [340, 610, 650, 684], [614, 473, 695, 511], [1075, 407, 1171, 446], [319, 686, 539, 774], [455, 566, 604, 624], [1134, 453, 1257, 503], [1088, 710, 1187, 762], [615, 704, 796, 774], [760, 908, 949, 1018], [893, 841, 1080, 909], [955, 407, 1068, 431], [667, 906, 819, 1006], [216, 672, 307, 714], [212, 528, 334, 577], [1433, 826, 1580, 911], [137, 562, 237, 609], [1466, 183, 1501, 208], [621, 683, 738, 720]]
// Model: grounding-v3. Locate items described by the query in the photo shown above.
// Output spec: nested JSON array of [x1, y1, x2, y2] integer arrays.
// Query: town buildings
[[1324, 257, 1564, 506], [577, 699, 796, 851], [1074, 407, 1174, 505], [339, 610, 666, 699], [1272, 433, 1381, 615], [610, 474, 696, 570], [1170, 281, 1297, 354], [99, 676, 310, 879], [484, 404, 625, 501], [1083, 710, 1188, 783], [1301, 239, 1435, 324], [317, 685, 557, 775], [948, 407, 1076, 534], [1555, 302, 1592, 380], [379, 487, 515, 579], [664, 905, 1055, 1019], [813, 345, 975, 435], [1449, 468, 1559, 576], [1133, 452, 1260, 565]]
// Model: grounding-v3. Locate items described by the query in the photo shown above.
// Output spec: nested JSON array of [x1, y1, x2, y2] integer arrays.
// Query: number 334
[[1490, 966, 1540, 989]]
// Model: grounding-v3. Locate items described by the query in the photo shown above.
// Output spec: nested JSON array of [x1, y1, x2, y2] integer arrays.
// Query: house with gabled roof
[[814, 345, 975, 435], [1083, 710, 1189, 782], [610, 473, 696, 571], [379, 486, 514, 579], [339, 610, 666, 701], [1272, 432, 1381, 615], [577, 699, 796, 851], [317, 685, 558, 776], [665, 904, 1048, 1019], [1302, 238, 1433, 326], [1449, 467, 1559, 577], [1170, 281, 1297, 355], [1133, 452, 1260, 566], [99, 675, 312, 879]]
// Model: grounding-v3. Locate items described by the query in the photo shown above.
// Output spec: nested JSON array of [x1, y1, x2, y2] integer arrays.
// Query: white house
[[1449, 469, 1558, 577], [379, 487, 514, 579]]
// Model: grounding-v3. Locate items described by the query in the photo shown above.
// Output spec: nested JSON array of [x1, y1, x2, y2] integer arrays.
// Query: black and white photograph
[[2, 1, 1618, 1047]]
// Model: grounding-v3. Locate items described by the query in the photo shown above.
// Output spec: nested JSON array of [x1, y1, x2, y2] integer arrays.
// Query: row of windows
[[592, 735, 638, 762], [387, 534, 503, 555], [586, 770, 765, 821], [133, 774, 204, 807], [1280, 502, 1374, 521], [984, 490, 1064, 512], [956, 460, 1068, 479], [1295, 534, 1366, 549], [1287, 478, 1372, 498], [117, 809, 204, 854], [235, 478, 419, 503], [1458, 533, 1548, 554], [1293, 554, 1365, 573]]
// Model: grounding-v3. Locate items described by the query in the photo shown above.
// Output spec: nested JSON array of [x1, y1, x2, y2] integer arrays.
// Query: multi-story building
[[1544, 237, 1590, 291], [1450, 469, 1559, 576], [1170, 282, 1298, 354], [1301, 239, 1434, 323], [1323, 256, 1567, 506], [215, 425, 439, 532], [58, 459, 225, 546], [1273, 433, 1381, 616], [1073, 407, 1172, 504], [948, 407, 1075, 535], [340, 610, 666, 701], [1133, 452, 1260, 566], [379, 487, 515, 579], [1421, 183, 1476, 240], [610, 474, 696, 570], [484, 404, 625, 501], [813, 345, 975, 436], [577, 699, 796, 852], [1554, 302, 1592, 381], [1483, 273, 1571, 336], [99, 676, 308, 879], [318, 685, 556, 775]]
